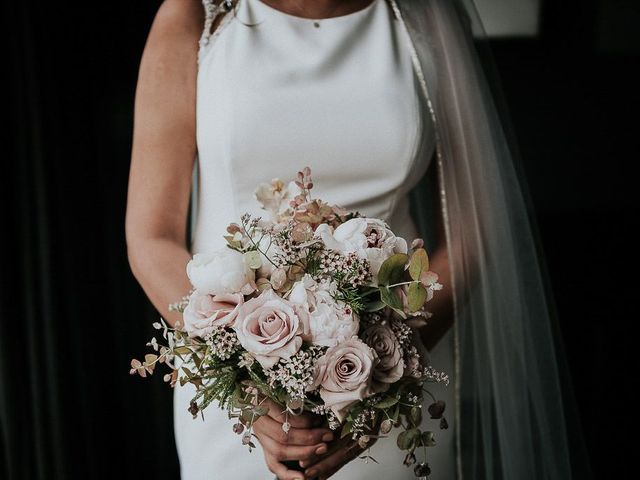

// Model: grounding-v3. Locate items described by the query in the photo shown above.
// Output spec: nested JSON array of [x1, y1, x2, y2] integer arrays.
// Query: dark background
[[1, 0, 637, 478]]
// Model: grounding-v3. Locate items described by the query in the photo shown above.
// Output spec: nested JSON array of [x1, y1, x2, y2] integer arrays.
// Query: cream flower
[[254, 179, 302, 218], [187, 248, 255, 296], [314, 218, 407, 282], [289, 275, 359, 347]]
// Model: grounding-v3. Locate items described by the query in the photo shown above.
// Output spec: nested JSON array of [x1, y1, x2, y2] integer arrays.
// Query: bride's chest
[[195, 10, 423, 195]]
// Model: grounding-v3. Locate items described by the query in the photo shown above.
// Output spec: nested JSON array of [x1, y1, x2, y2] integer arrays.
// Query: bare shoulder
[[144, 0, 204, 58], [154, 0, 203, 35]]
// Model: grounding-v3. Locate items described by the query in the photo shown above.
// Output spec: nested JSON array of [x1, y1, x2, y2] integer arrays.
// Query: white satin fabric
[[175, 0, 455, 478]]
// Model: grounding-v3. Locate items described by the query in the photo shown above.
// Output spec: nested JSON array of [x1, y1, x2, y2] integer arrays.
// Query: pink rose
[[361, 324, 404, 389], [182, 291, 244, 338], [314, 337, 378, 422], [233, 289, 309, 369]]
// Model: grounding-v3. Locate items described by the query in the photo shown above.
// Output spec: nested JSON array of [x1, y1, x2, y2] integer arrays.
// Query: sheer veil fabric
[[189, 0, 586, 479], [391, 0, 586, 478]]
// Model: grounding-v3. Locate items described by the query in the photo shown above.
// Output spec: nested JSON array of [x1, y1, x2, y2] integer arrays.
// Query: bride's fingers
[[264, 452, 305, 480], [254, 414, 334, 446], [303, 442, 363, 480], [257, 431, 328, 463]]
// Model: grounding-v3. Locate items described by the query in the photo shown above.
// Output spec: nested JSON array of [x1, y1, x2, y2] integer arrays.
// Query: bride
[[126, 0, 579, 479]]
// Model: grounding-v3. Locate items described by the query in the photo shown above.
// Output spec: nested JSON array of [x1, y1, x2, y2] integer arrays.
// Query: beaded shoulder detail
[[198, 0, 236, 61]]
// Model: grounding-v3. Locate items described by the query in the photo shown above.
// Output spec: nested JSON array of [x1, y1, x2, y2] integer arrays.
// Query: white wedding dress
[[174, 0, 456, 478]]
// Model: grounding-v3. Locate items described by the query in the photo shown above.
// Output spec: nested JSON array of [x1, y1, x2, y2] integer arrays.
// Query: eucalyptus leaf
[[380, 286, 403, 310], [374, 396, 399, 409], [364, 300, 386, 312], [408, 248, 429, 280], [391, 403, 400, 422], [421, 431, 436, 447], [407, 282, 427, 312], [397, 430, 411, 450], [405, 428, 421, 450], [409, 406, 423, 426], [377, 253, 409, 286], [341, 421, 353, 439], [144, 353, 158, 364]]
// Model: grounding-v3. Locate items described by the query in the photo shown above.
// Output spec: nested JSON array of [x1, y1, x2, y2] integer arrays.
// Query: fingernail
[[315, 444, 328, 455], [321, 432, 334, 442], [306, 468, 318, 477]]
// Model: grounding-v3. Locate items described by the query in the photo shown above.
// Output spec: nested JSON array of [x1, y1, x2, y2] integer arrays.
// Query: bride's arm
[[125, 0, 202, 329], [126, 3, 330, 478]]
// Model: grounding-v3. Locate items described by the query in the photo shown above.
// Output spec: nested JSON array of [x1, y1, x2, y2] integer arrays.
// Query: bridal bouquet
[[130, 167, 449, 476]]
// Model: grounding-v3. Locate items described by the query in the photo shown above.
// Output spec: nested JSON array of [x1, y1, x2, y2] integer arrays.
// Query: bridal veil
[[391, 0, 587, 478]]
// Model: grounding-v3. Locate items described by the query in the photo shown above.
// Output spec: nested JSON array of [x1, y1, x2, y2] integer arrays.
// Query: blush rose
[[233, 289, 309, 369], [182, 291, 244, 338], [311, 337, 378, 422], [361, 324, 404, 390]]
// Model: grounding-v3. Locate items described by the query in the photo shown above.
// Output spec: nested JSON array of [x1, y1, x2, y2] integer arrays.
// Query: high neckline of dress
[[251, 0, 379, 22]]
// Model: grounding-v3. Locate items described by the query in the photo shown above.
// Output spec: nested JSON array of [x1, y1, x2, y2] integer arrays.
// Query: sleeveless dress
[[174, 0, 456, 478]]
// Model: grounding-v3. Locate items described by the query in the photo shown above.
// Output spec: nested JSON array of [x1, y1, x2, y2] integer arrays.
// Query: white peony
[[314, 218, 408, 282], [289, 274, 359, 347], [186, 248, 256, 296]]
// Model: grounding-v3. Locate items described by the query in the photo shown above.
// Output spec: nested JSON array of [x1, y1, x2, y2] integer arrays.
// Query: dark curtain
[[0, 1, 177, 478], [1, 0, 637, 479]]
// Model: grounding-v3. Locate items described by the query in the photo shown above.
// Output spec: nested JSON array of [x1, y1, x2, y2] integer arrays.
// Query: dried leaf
[[144, 353, 158, 364], [244, 250, 263, 269]]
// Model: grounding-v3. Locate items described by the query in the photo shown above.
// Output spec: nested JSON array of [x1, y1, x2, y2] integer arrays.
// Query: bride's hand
[[253, 398, 334, 480], [301, 435, 378, 480]]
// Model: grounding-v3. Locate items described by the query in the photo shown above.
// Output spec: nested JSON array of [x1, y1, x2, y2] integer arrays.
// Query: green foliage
[[380, 286, 403, 310], [373, 396, 399, 409], [421, 431, 436, 447], [407, 282, 427, 312], [363, 299, 385, 312], [408, 248, 429, 281], [191, 366, 238, 411], [333, 284, 365, 314], [377, 253, 409, 286]]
